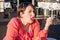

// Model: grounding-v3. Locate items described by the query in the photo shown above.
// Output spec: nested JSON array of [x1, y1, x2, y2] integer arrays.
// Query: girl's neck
[[21, 18, 29, 27]]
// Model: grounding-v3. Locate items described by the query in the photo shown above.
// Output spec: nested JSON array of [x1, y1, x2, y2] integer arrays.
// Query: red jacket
[[3, 17, 48, 40]]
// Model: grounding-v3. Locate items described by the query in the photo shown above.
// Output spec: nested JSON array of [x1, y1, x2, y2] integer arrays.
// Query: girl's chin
[[29, 20, 34, 23], [28, 19, 35, 23]]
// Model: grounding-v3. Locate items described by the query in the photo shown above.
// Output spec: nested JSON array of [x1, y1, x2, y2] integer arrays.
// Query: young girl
[[3, 2, 53, 40]]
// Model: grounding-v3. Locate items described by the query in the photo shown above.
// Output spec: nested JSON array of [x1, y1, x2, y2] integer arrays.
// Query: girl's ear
[[20, 12, 23, 17]]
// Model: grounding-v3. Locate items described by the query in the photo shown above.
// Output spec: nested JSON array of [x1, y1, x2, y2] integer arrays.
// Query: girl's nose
[[31, 12, 35, 17]]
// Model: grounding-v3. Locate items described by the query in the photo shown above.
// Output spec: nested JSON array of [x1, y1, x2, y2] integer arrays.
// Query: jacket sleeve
[[33, 20, 40, 37], [3, 18, 19, 40], [38, 29, 48, 40]]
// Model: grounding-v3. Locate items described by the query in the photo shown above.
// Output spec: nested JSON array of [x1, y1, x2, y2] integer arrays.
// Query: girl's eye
[[29, 10, 31, 13], [29, 10, 35, 13], [33, 10, 35, 13]]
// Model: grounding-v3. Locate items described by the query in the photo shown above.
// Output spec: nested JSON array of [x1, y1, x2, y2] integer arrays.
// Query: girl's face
[[21, 5, 35, 24]]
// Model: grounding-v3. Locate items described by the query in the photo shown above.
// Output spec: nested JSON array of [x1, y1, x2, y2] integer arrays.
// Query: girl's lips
[[31, 18, 35, 22], [32, 18, 37, 19], [31, 17, 35, 20]]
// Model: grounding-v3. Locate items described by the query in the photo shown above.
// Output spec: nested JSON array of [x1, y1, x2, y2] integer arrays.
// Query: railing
[[35, 2, 60, 24]]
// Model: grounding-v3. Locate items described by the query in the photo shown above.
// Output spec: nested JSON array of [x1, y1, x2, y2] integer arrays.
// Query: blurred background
[[0, 0, 60, 40]]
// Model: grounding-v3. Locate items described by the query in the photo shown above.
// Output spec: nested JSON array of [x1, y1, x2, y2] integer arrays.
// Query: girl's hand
[[46, 17, 53, 26], [44, 17, 53, 30]]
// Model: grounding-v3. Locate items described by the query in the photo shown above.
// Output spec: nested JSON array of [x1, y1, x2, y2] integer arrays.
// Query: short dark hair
[[17, 2, 35, 17]]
